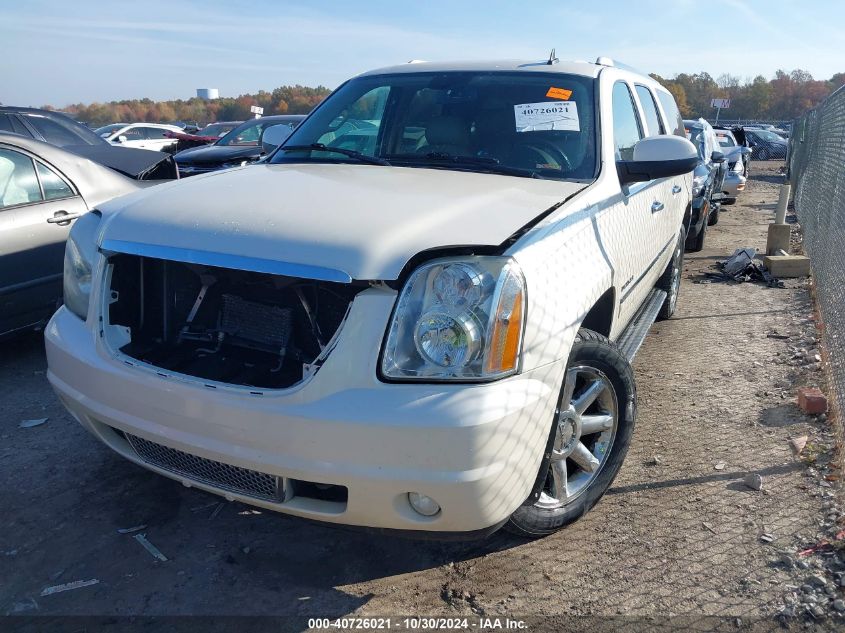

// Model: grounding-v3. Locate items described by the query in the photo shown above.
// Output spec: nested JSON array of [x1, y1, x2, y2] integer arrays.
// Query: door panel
[[0, 148, 88, 333]]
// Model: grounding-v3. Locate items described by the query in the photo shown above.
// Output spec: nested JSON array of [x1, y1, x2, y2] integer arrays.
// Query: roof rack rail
[[594, 56, 646, 75]]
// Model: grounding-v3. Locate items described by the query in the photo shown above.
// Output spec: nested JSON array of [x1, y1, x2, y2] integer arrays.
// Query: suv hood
[[173, 144, 262, 165], [97, 163, 583, 281]]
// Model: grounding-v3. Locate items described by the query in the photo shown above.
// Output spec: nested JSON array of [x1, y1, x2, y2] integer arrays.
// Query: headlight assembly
[[63, 212, 101, 321], [381, 257, 526, 381], [692, 174, 706, 196]]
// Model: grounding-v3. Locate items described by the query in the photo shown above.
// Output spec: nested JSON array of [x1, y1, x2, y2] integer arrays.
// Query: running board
[[615, 288, 667, 361]]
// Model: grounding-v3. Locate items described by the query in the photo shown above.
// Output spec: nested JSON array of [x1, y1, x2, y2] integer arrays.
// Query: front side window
[[36, 162, 74, 200], [635, 85, 664, 137], [143, 127, 170, 140], [0, 149, 43, 208], [272, 71, 598, 180], [217, 119, 288, 146], [611, 82, 642, 161]]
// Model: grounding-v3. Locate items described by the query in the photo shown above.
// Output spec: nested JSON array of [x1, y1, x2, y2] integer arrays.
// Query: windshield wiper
[[281, 143, 390, 166], [390, 152, 543, 179]]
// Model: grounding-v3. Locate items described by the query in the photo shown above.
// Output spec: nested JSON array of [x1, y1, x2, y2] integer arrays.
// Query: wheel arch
[[579, 287, 616, 338]]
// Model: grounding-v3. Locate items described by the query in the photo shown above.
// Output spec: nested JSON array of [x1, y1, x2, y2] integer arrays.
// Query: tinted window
[[36, 162, 74, 200], [0, 114, 14, 133], [24, 115, 87, 147], [0, 149, 43, 208], [656, 91, 685, 137], [274, 72, 598, 181], [612, 82, 642, 161], [635, 85, 664, 137]]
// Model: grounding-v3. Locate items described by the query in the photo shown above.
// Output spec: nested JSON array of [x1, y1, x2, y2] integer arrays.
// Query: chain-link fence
[[788, 85, 845, 425]]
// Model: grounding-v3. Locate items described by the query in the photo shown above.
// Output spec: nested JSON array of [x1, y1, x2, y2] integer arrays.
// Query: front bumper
[[46, 305, 564, 534]]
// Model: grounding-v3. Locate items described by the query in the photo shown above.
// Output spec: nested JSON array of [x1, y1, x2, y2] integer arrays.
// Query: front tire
[[707, 204, 720, 226], [757, 147, 770, 161], [685, 208, 707, 252], [505, 329, 636, 538]]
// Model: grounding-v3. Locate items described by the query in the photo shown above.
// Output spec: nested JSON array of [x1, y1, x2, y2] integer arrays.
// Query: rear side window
[[24, 115, 85, 147], [635, 85, 664, 137], [36, 162, 74, 200], [0, 114, 14, 133], [611, 82, 643, 161], [656, 91, 685, 138], [0, 148, 43, 208]]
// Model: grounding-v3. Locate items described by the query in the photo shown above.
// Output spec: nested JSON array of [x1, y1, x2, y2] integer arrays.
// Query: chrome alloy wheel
[[535, 366, 619, 509], [667, 241, 683, 314]]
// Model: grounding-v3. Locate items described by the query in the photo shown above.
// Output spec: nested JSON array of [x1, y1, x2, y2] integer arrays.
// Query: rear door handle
[[47, 210, 83, 226], [671, 185, 682, 195], [651, 201, 665, 213]]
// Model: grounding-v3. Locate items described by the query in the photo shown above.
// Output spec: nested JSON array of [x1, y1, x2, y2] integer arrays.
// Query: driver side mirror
[[616, 136, 698, 186], [711, 150, 726, 163], [114, 135, 128, 144], [741, 147, 752, 156], [260, 124, 294, 154]]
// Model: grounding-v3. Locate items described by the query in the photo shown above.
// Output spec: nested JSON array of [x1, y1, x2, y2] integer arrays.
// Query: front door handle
[[47, 210, 83, 226], [671, 185, 682, 195], [651, 201, 665, 214]]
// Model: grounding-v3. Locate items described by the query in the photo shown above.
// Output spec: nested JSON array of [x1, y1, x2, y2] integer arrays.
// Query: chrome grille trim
[[124, 433, 281, 501]]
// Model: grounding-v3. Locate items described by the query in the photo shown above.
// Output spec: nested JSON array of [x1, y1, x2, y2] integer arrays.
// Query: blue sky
[[1, 0, 841, 106]]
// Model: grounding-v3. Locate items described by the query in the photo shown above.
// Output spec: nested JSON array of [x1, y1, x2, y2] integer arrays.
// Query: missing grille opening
[[107, 254, 364, 389]]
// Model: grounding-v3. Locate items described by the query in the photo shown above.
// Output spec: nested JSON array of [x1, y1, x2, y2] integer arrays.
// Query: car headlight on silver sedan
[[381, 257, 526, 381], [63, 211, 102, 321]]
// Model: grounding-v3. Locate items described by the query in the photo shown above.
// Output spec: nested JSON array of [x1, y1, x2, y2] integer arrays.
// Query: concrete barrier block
[[763, 255, 811, 278]]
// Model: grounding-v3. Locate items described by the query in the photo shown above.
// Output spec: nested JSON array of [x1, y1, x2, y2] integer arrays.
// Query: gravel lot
[[1, 162, 841, 629]]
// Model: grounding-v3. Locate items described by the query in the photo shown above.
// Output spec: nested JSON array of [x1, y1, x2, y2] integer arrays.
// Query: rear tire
[[505, 329, 636, 538], [656, 230, 685, 320]]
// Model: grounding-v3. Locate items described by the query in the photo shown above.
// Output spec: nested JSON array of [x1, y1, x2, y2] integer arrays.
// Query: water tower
[[196, 88, 219, 100]]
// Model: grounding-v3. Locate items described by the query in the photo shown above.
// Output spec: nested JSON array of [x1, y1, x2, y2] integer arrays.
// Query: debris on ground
[[702, 522, 718, 534], [40, 579, 99, 596], [760, 533, 775, 543], [133, 533, 168, 562], [117, 524, 147, 534], [743, 474, 763, 491], [797, 387, 829, 414], [714, 461, 727, 470], [19, 418, 48, 428], [789, 435, 809, 456], [704, 247, 785, 288]]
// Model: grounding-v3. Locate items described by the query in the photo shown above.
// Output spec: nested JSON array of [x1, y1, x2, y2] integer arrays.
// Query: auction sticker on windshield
[[514, 101, 579, 132]]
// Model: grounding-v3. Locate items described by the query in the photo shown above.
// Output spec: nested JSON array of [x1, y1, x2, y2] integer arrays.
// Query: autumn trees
[[650, 69, 844, 121]]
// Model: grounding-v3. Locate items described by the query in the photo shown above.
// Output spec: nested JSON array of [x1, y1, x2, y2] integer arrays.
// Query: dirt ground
[[1, 162, 841, 630]]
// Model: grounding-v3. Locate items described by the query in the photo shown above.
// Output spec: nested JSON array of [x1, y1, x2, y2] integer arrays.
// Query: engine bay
[[106, 254, 364, 389]]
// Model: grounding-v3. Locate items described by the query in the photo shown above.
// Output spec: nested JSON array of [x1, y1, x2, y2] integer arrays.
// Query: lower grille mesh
[[124, 433, 281, 501]]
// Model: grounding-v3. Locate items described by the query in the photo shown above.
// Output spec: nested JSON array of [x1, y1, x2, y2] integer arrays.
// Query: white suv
[[47, 57, 696, 538]]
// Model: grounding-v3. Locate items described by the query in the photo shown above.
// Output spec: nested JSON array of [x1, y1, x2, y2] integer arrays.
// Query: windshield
[[217, 119, 292, 146], [716, 134, 735, 147], [271, 71, 598, 180], [95, 124, 125, 137], [199, 123, 236, 137], [751, 130, 782, 142]]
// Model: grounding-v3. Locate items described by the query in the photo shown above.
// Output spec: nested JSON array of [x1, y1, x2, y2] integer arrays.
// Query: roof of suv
[[359, 59, 605, 79]]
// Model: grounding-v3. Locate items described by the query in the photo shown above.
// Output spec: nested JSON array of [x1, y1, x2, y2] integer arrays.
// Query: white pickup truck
[[47, 56, 696, 538]]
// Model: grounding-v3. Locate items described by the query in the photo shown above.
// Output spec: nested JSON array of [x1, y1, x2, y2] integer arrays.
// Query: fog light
[[408, 492, 440, 517]]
